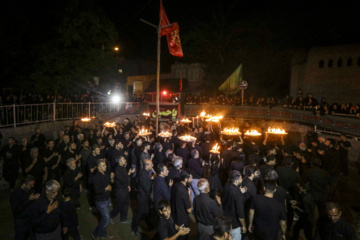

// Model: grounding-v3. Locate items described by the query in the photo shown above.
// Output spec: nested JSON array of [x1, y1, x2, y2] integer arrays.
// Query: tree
[[30, 0, 119, 95]]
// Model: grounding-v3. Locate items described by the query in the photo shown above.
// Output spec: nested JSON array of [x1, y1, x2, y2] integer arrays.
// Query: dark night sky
[[1, 0, 360, 94]]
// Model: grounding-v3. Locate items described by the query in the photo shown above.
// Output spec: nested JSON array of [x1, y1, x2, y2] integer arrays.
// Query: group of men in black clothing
[[3, 117, 358, 240]]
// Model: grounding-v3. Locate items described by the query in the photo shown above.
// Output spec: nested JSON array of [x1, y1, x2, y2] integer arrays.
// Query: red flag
[[179, 76, 183, 91], [159, 1, 184, 57]]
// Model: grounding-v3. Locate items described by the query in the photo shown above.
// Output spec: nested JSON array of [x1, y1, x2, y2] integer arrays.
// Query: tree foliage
[[30, 0, 119, 94]]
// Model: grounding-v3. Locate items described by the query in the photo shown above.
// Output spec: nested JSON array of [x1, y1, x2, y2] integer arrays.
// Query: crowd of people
[[2, 116, 358, 240], [184, 92, 360, 117]]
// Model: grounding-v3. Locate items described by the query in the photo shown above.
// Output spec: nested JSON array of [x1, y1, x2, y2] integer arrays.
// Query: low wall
[[184, 104, 360, 137]]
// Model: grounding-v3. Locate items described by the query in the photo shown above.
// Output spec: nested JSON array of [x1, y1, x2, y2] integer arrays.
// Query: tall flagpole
[[156, 2, 162, 137]]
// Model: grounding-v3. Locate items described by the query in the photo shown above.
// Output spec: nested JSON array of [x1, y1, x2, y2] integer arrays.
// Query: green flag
[[218, 64, 243, 95]]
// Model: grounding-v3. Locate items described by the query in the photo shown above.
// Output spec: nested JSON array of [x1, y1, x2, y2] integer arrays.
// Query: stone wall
[[290, 44, 360, 103]]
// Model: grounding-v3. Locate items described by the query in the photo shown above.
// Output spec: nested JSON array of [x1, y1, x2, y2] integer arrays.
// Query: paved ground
[[0, 174, 359, 240]]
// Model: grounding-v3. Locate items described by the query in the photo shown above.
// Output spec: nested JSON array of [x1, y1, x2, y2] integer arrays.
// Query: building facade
[[290, 44, 360, 103]]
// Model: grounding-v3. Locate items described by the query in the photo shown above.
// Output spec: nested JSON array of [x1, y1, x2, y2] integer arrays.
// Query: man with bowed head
[[157, 199, 191, 240], [11, 175, 40, 240], [193, 178, 223, 236], [31, 180, 62, 240], [222, 170, 247, 240]]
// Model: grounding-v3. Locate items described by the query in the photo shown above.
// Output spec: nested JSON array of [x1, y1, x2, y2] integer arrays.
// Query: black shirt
[[113, 164, 129, 191], [188, 157, 204, 179], [63, 167, 82, 191], [93, 171, 111, 201], [158, 216, 177, 240], [171, 182, 192, 226], [176, 148, 190, 165], [61, 200, 78, 231], [242, 178, 257, 205], [276, 166, 300, 191], [222, 183, 245, 229], [193, 193, 223, 226], [304, 167, 331, 202], [153, 176, 171, 209], [10, 187, 35, 219], [316, 216, 357, 240], [273, 185, 287, 206], [138, 168, 153, 196], [25, 157, 46, 183], [31, 194, 62, 234], [250, 195, 286, 239]]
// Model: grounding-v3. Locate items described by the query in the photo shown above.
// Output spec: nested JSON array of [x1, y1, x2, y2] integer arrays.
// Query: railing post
[[53, 102, 56, 122], [88, 102, 91, 118], [13, 104, 16, 128]]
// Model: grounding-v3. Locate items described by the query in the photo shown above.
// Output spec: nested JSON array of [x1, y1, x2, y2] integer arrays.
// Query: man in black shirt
[[315, 202, 357, 240], [154, 163, 173, 212], [171, 169, 193, 239], [157, 199, 190, 240], [10, 175, 40, 240], [91, 159, 113, 239], [194, 179, 223, 236], [249, 181, 287, 240], [1, 137, 20, 189], [176, 142, 190, 167], [222, 170, 247, 240], [168, 156, 183, 183], [110, 156, 134, 223], [30, 127, 46, 153], [199, 216, 233, 240], [86, 144, 101, 212], [31, 180, 62, 240], [24, 147, 47, 193], [242, 166, 259, 208], [63, 158, 83, 207], [188, 149, 205, 202], [132, 159, 154, 236]]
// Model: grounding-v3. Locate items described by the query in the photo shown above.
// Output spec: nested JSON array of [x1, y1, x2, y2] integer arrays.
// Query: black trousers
[[63, 227, 81, 240], [132, 193, 150, 231], [110, 189, 130, 221], [15, 218, 31, 240]]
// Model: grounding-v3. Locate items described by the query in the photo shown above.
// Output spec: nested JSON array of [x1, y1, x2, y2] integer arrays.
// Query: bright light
[[107, 90, 111, 95], [111, 95, 121, 103], [163, 90, 167, 95], [114, 47, 119, 51]]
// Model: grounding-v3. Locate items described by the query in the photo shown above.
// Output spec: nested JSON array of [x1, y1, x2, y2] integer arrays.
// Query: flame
[[200, 110, 206, 117], [222, 127, 240, 135], [179, 135, 197, 141], [81, 117, 91, 122], [143, 112, 150, 117], [104, 122, 116, 127], [139, 129, 149, 135], [212, 143, 220, 152], [267, 127, 287, 134], [158, 131, 172, 137], [181, 118, 192, 123], [244, 129, 262, 136], [206, 115, 223, 122]]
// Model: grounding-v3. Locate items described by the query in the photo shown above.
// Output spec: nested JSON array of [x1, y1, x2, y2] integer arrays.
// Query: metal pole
[[241, 89, 244, 105], [53, 102, 56, 122], [13, 104, 16, 127], [155, 17, 161, 136], [89, 102, 91, 118]]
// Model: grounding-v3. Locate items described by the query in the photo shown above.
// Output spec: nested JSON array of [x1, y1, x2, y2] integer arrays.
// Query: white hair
[[197, 178, 209, 193], [45, 180, 60, 191], [173, 157, 183, 167]]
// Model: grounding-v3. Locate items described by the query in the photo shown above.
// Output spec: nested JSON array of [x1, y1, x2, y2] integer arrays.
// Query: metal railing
[[0, 102, 140, 128]]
